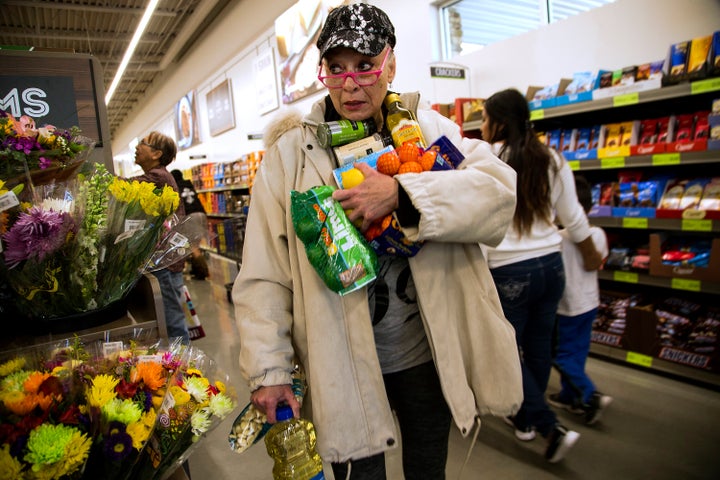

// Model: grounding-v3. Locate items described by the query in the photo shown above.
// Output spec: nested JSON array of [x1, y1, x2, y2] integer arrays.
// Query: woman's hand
[[332, 162, 399, 231], [251, 384, 301, 423], [576, 236, 603, 271]]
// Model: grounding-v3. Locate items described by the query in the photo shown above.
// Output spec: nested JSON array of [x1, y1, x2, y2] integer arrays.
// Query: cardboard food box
[[654, 302, 720, 372], [591, 290, 642, 348], [649, 233, 720, 282]]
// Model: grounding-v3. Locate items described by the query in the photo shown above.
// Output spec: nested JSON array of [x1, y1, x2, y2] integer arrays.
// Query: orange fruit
[[420, 150, 438, 171], [397, 143, 421, 164], [364, 221, 383, 241], [377, 151, 400, 175], [398, 161, 423, 174], [381, 214, 392, 230]]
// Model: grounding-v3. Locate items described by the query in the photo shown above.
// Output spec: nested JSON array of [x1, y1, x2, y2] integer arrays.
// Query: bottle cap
[[276, 404, 294, 421], [384, 93, 400, 107]]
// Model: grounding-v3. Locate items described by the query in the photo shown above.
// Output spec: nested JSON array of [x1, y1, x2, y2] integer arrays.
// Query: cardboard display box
[[649, 233, 720, 282]]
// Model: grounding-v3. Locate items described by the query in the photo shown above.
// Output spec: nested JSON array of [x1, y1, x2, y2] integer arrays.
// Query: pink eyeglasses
[[317, 48, 391, 89]]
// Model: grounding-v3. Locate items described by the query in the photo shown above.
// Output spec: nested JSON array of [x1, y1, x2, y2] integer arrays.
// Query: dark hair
[[483, 88, 557, 235], [146, 131, 177, 166], [574, 174, 593, 213]]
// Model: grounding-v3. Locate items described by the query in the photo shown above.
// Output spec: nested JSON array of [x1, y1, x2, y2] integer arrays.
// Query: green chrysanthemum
[[24, 423, 89, 479], [101, 398, 142, 425], [184, 376, 209, 403], [190, 408, 212, 437], [208, 392, 236, 418]]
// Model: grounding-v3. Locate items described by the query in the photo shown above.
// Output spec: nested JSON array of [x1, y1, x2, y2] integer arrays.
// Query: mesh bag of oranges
[[333, 136, 464, 257]]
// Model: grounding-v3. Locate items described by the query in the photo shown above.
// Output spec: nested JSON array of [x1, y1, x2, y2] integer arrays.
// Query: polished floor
[[184, 276, 720, 480]]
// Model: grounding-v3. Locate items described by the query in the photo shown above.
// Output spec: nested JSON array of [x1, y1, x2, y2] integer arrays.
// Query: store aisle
[[184, 277, 720, 480]]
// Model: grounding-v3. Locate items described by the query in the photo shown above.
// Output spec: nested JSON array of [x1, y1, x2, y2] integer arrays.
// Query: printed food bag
[[291, 185, 378, 295]]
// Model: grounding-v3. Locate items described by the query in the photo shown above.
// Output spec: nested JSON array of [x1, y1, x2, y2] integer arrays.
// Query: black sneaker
[[545, 424, 580, 463], [584, 392, 613, 425], [547, 393, 585, 415], [503, 416, 536, 441]]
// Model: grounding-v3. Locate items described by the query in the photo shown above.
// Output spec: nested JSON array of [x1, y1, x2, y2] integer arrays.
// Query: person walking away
[[482, 88, 603, 463], [171, 169, 210, 280], [131, 132, 190, 343], [548, 174, 612, 424], [232, 4, 522, 479]]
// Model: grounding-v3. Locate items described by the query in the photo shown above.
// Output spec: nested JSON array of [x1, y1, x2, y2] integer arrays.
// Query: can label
[[317, 119, 376, 148]]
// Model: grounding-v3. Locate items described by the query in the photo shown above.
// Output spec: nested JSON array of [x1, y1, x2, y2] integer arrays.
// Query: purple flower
[[2, 207, 77, 268], [38, 156, 51, 169], [103, 428, 133, 461]]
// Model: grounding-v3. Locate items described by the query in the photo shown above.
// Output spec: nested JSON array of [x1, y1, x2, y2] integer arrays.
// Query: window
[[440, 0, 615, 58]]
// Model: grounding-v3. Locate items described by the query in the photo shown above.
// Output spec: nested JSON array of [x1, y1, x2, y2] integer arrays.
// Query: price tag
[[622, 217, 648, 229], [671, 278, 701, 292], [652, 153, 681, 166], [530, 109, 545, 121], [613, 92, 639, 107], [691, 78, 720, 94], [568, 160, 580, 171], [601, 157, 625, 169], [613, 271, 638, 283], [681, 219, 712, 232], [626, 351, 653, 368]]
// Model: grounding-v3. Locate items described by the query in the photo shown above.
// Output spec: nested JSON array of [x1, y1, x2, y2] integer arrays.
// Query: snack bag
[[291, 185, 378, 294]]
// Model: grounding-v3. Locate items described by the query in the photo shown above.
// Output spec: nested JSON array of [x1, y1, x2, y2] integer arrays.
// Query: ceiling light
[[105, 0, 160, 105]]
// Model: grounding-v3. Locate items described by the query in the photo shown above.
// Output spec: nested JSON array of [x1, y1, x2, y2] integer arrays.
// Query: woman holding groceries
[[233, 4, 521, 478]]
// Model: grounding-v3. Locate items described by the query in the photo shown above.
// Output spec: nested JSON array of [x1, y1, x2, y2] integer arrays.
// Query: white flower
[[190, 408, 212, 436], [184, 376, 209, 403], [208, 392, 235, 418]]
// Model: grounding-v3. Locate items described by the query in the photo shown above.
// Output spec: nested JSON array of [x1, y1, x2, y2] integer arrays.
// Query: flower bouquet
[[131, 346, 237, 480], [0, 339, 94, 480], [1, 334, 236, 480]]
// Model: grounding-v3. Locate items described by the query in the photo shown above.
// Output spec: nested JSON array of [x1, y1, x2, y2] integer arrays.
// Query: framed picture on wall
[[175, 90, 200, 149], [254, 48, 279, 115], [274, 0, 346, 104], [206, 79, 236, 136]]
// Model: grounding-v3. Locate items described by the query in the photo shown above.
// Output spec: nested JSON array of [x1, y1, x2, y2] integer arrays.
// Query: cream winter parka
[[233, 92, 522, 463]]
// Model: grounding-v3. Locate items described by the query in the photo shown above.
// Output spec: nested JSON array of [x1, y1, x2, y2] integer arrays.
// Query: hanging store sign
[[430, 66, 466, 79]]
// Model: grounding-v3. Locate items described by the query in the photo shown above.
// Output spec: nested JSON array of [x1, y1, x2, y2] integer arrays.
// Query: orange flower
[[4, 391, 37, 415], [133, 361, 167, 390], [23, 372, 51, 394]]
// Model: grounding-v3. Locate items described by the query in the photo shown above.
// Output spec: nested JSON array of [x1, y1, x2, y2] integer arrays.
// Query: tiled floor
[[184, 276, 720, 480]]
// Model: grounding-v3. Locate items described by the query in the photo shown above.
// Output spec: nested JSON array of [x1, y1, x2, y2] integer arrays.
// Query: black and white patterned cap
[[316, 3, 396, 60]]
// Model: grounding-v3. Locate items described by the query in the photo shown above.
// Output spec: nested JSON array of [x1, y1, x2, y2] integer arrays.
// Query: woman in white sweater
[[482, 88, 603, 463]]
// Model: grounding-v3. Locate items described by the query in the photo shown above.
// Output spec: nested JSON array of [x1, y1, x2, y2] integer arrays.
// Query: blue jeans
[[490, 252, 565, 437], [152, 269, 190, 343], [556, 308, 597, 405], [330, 361, 451, 480]]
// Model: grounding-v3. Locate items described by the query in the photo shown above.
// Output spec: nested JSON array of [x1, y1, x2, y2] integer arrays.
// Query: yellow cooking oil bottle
[[384, 92, 427, 148], [265, 404, 325, 480]]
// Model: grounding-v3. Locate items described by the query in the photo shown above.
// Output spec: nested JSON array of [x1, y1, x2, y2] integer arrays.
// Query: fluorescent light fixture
[[105, 0, 160, 105]]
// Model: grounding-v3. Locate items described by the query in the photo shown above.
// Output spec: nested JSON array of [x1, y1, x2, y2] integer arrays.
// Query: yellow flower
[[215, 380, 227, 394], [169, 385, 191, 405], [0, 444, 23, 480], [0, 357, 26, 377], [127, 409, 156, 449], [86, 374, 119, 407]]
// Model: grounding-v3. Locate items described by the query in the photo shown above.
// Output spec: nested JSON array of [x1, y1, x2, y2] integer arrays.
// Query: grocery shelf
[[566, 149, 719, 170], [599, 270, 720, 295], [197, 184, 249, 193], [591, 216, 720, 232], [590, 343, 720, 389]]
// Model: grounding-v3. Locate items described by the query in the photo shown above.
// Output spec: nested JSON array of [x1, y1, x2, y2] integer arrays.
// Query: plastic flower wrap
[[132, 346, 237, 480], [0, 341, 93, 480], [95, 178, 179, 307], [80, 337, 185, 480]]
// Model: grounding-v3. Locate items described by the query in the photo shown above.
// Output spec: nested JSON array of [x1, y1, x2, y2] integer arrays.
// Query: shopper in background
[[131, 132, 190, 343], [171, 169, 210, 280], [548, 174, 612, 424], [481, 88, 603, 463], [233, 4, 522, 479]]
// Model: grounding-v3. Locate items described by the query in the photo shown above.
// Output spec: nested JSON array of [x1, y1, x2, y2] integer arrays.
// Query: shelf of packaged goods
[[529, 79, 720, 121], [565, 149, 719, 171], [599, 270, 720, 295], [590, 216, 720, 233], [589, 342, 720, 389], [197, 184, 249, 194], [206, 212, 244, 218]]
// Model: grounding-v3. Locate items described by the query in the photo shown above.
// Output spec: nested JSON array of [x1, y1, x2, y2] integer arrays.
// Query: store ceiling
[[0, 0, 233, 138]]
